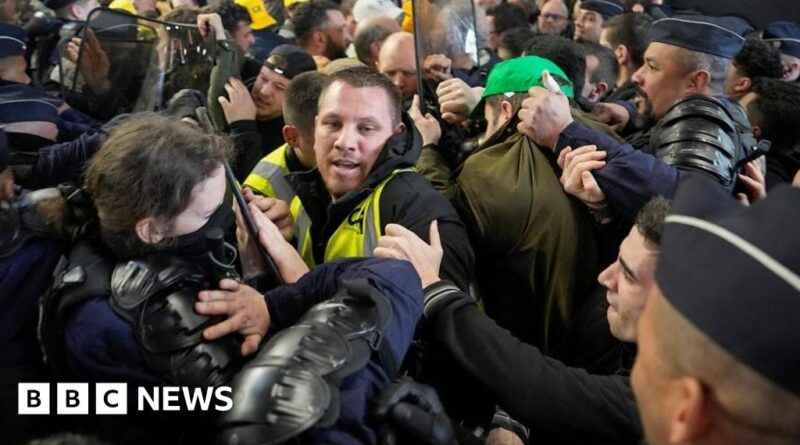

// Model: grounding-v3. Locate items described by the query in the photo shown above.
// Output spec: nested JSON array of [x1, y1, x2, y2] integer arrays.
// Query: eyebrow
[[619, 256, 638, 281]]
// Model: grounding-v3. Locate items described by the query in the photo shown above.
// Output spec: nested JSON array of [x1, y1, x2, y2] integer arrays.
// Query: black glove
[[372, 377, 455, 445]]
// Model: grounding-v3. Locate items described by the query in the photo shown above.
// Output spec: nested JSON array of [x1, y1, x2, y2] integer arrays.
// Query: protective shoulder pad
[[650, 94, 742, 187], [111, 253, 243, 387], [217, 279, 395, 444]]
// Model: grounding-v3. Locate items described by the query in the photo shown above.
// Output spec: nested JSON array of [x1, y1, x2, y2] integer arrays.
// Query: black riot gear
[[650, 95, 764, 188]]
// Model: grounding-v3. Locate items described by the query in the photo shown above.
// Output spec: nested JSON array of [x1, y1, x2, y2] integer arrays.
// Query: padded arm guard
[[650, 95, 748, 187], [216, 279, 393, 445]]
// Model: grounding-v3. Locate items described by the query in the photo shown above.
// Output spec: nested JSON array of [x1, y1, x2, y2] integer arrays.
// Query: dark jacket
[[228, 117, 286, 180], [62, 255, 423, 445], [11, 130, 107, 190], [422, 281, 642, 444], [418, 126, 599, 351], [287, 114, 475, 291]]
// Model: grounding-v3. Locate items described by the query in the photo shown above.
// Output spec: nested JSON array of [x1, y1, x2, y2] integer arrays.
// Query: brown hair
[[321, 66, 402, 125], [84, 115, 229, 243]]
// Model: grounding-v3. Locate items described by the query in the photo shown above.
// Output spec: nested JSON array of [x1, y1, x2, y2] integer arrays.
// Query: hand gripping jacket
[[40, 237, 244, 387], [216, 279, 394, 445], [650, 95, 758, 188]]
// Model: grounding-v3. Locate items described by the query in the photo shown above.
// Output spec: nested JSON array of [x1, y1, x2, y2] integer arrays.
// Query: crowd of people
[[1, 0, 799, 444]]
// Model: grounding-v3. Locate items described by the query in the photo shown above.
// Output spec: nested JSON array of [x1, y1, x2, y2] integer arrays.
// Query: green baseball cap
[[470, 55, 574, 118]]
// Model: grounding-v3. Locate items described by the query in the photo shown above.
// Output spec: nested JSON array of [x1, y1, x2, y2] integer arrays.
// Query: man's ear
[[687, 70, 711, 93], [668, 377, 712, 444], [394, 121, 406, 134], [752, 125, 762, 141], [283, 124, 299, 148], [734, 76, 752, 95], [500, 99, 516, 121], [312, 30, 327, 51], [369, 41, 382, 68], [589, 82, 610, 103], [786, 61, 800, 81], [615, 45, 629, 67], [134, 217, 165, 245]]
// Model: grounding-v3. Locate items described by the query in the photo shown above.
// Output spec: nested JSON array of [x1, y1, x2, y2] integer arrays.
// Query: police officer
[[632, 177, 800, 445], [518, 15, 758, 220], [763, 21, 800, 83], [40, 114, 424, 444], [573, 0, 624, 43], [27, 0, 100, 87]]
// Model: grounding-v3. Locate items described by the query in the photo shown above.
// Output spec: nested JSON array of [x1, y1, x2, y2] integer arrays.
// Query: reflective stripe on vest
[[243, 144, 296, 204], [299, 167, 416, 265]]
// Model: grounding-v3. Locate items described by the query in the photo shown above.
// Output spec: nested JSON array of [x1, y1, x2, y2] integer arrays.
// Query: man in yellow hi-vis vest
[[259, 66, 474, 290], [244, 71, 328, 265]]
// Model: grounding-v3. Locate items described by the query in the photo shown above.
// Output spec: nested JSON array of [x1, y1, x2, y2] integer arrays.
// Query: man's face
[[315, 81, 401, 199], [537, 1, 569, 35], [631, 42, 692, 119], [582, 53, 599, 101], [724, 63, 745, 99], [598, 225, 658, 342], [378, 42, 417, 101], [0, 55, 30, 85], [233, 21, 255, 55], [574, 9, 603, 42], [631, 287, 678, 445], [0, 0, 18, 23], [780, 53, 800, 82], [251, 66, 290, 120], [321, 10, 351, 60]]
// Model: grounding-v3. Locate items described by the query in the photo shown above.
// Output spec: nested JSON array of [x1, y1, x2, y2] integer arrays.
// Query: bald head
[[353, 15, 401, 68], [378, 32, 417, 101]]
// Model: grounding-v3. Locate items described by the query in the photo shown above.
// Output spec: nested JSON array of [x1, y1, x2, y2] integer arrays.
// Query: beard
[[633, 86, 658, 129], [323, 38, 347, 61]]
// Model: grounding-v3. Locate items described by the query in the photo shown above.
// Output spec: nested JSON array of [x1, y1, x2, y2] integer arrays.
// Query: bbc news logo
[[18, 383, 233, 415]]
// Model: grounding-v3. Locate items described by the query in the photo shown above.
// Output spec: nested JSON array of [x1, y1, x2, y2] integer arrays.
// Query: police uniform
[[554, 15, 757, 220], [763, 21, 800, 83], [652, 176, 800, 430]]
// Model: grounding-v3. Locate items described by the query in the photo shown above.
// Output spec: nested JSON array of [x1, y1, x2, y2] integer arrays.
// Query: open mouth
[[332, 159, 359, 170]]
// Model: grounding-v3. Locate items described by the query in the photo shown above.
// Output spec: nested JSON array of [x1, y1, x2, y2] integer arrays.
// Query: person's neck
[[616, 63, 635, 88]]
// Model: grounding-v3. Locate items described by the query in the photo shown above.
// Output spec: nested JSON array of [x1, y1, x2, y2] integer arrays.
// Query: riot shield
[[412, 0, 486, 108], [59, 8, 216, 119]]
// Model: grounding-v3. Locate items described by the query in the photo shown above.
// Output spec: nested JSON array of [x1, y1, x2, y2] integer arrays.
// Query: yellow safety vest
[[244, 144, 311, 257], [298, 167, 415, 266]]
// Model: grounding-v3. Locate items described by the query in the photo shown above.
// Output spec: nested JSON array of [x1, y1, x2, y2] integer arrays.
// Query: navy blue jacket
[[64, 257, 423, 444], [555, 121, 681, 220]]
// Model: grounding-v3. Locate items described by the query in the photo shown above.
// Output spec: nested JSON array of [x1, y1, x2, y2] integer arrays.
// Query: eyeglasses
[[540, 13, 568, 21]]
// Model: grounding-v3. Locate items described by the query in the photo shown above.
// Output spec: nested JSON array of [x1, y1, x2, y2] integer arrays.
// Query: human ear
[[668, 377, 711, 444], [135, 217, 166, 244]]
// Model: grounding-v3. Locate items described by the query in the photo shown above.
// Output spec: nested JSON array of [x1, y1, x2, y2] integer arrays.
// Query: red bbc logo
[[18, 383, 128, 415]]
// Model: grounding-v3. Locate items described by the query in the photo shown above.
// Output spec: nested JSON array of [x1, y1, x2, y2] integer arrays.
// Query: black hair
[[498, 27, 538, 59], [579, 39, 618, 88], [732, 36, 784, 81], [283, 71, 329, 135], [748, 78, 800, 152], [204, 1, 251, 34], [524, 35, 587, 98], [290, 0, 340, 46], [635, 196, 671, 249], [487, 2, 530, 37], [601, 12, 652, 68]]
